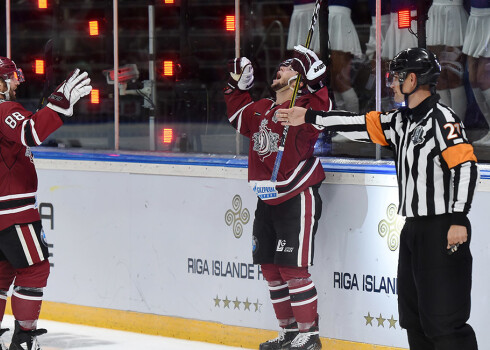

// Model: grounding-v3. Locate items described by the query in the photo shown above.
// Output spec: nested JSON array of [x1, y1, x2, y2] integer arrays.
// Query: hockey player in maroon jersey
[[225, 46, 331, 350], [0, 57, 91, 350]]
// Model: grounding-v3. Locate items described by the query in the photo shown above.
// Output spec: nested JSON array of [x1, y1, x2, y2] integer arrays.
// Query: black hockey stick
[[271, 0, 322, 182], [36, 39, 54, 111]]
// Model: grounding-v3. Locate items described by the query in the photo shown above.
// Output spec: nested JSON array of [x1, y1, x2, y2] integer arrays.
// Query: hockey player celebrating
[[0, 57, 92, 350], [224, 46, 331, 350]]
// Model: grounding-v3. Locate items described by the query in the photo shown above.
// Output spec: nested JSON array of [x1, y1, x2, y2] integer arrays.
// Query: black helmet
[[388, 47, 441, 87]]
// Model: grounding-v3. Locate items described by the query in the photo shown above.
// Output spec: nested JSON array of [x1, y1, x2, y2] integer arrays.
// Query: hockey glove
[[227, 57, 254, 91], [291, 45, 327, 91], [47, 68, 92, 117]]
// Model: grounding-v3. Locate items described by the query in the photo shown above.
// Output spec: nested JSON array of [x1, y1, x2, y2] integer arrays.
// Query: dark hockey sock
[[11, 286, 43, 330], [268, 282, 295, 325], [288, 278, 318, 331]]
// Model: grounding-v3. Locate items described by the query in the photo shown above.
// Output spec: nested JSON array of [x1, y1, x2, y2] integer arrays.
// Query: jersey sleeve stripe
[[229, 102, 252, 133], [20, 120, 28, 146], [30, 120, 42, 145], [21, 120, 42, 147], [365, 111, 389, 146], [441, 143, 477, 169]]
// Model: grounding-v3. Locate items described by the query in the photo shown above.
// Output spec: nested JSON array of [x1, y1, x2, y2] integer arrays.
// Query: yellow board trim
[[6, 301, 406, 350]]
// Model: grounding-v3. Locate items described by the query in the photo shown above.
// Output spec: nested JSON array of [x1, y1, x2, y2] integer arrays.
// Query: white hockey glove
[[47, 68, 92, 117], [291, 45, 327, 91], [227, 57, 254, 91]]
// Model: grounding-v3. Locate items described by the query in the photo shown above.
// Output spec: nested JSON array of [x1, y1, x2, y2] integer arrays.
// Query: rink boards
[[12, 149, 490, 350]]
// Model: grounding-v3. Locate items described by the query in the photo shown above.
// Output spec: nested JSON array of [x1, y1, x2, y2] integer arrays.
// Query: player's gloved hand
[[47, 68, 92, 117], [227, 57, 254, 91], [291, 45, 327, 91]]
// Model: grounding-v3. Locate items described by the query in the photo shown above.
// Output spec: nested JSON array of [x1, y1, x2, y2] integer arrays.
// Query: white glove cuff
[[47, 102, 73, 117]]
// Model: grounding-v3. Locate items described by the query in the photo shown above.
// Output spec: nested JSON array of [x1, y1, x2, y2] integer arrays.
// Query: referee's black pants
[[398, 214, 478, 350]]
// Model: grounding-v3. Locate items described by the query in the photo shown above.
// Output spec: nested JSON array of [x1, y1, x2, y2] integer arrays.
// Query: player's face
[[271, 65, 297, 92], [7, 72, 20, 100]]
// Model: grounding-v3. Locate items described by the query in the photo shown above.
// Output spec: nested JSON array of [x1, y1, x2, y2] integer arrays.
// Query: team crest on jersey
[[411, 125, 425, 145], [252, 119, 279, 161]]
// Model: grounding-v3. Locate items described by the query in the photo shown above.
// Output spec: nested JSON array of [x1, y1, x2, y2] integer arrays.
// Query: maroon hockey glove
[[291, 45, 327, 90], [47, 68, 92, 116], [226, 57, 254, 91]]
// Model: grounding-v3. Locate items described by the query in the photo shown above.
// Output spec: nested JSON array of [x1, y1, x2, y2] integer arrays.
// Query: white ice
[[1, 315, 248, 350]]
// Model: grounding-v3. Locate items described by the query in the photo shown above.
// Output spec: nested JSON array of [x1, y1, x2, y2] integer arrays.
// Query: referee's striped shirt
[[304, 94, 479, 224]]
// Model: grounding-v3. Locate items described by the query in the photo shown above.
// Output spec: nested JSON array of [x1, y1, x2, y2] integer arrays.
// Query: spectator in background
[[463, 0, 490, 145], [328, 0, 362, 113], [427, 0, 469, 120], [287, 0, 321, 54]]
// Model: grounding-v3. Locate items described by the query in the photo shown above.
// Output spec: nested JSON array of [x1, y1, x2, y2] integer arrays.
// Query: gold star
[[233, 297, 241, 309], [243, 298, 252, 311], [223, 296, 231, 308], [376, 314, 386, 327], [253, 299, 262, 312], [214, 295, 221, 307], [364, 312, 374, 326], [388, 315, 397, 329]]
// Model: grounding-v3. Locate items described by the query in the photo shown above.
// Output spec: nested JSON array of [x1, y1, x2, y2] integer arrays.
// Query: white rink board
[[36, 163, 490, 349]]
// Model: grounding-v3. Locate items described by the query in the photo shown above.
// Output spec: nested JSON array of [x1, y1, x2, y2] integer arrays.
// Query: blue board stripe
[[32, 149, 490, 178]]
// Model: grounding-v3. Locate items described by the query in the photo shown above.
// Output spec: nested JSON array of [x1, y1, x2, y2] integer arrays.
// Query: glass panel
[[3, 1, 489, 161]]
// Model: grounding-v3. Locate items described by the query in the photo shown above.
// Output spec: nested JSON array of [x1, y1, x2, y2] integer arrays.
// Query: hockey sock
[[437, 89, 451, 107], [11, 286, 43, 330], [472, 88, 490, 123], [261, 264, 295, 326], [287, 278, 318, 331], [449, 86, 467, 121], [340, 88, 359, 113], [268, 282, 295, 326]]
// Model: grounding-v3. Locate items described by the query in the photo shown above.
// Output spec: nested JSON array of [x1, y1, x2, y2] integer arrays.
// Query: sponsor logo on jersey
[[252, 119, 279, 161], [250, 181, 278, 199]]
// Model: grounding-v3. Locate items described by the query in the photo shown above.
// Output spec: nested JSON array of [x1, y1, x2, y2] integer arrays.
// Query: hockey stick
[[36, 39, 54, 111], [270, 0, 322, 182]]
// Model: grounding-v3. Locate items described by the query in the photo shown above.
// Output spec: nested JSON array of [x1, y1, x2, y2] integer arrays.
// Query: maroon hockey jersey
[[0, 100, 63, 230], [225, 87, 331, 205]]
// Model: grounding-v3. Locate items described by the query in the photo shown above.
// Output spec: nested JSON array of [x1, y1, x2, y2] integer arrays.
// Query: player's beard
[[271, 80, 288, 92]]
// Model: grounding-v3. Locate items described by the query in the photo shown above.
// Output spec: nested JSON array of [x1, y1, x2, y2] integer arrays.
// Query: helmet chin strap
[[275, 74, 299, 93], [400, 80, 419, 106]]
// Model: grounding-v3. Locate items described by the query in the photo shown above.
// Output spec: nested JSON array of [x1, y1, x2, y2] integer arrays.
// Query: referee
[[277, 47, 479, 350]]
